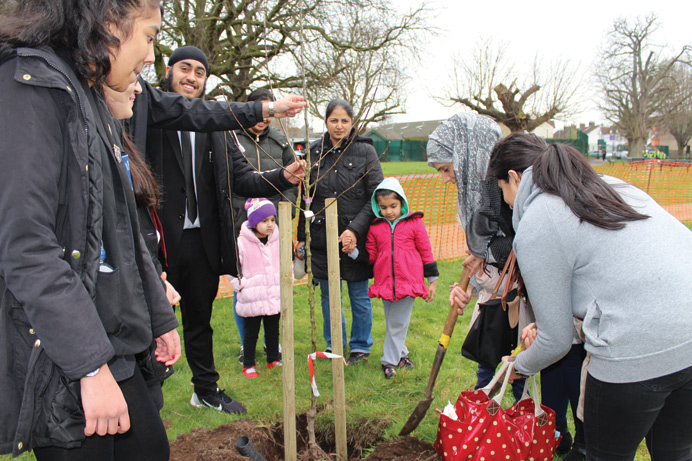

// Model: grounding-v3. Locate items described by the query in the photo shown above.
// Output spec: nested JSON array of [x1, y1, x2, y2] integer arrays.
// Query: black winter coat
[[297, 129, 383, 281], [0, 48, 177, 456]]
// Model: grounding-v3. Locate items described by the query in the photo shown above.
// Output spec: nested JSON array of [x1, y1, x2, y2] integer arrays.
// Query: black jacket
[[297, 129, 383, 281], [0, 48, 178, 456]]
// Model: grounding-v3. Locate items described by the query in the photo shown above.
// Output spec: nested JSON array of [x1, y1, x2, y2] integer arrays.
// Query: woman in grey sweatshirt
[[487, 133, 692, 460]]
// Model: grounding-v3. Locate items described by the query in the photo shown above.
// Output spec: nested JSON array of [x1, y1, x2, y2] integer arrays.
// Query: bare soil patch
[[168, 414, 437, 460]]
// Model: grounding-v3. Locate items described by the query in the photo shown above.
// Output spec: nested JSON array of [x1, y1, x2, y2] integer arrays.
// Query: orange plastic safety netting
[[217, 161, 692, 297]]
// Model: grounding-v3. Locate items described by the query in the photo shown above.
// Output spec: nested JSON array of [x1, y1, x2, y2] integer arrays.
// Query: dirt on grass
[[168, 414, 438, 461]]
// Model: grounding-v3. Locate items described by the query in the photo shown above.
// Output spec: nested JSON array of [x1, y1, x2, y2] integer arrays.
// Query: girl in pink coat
[[229, 198, 282, 378], [363, 177, 439, 379]]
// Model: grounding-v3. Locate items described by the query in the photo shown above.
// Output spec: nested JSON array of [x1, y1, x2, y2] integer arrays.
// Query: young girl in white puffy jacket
[[229, 198, 282, 378]]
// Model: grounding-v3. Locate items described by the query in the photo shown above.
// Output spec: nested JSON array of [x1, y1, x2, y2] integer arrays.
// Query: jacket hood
[[371, 177, 409, 219], [512, 166, 541, 231]]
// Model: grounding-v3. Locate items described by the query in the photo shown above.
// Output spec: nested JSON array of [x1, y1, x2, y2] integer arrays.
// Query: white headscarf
[[427, 112, 502, 234]]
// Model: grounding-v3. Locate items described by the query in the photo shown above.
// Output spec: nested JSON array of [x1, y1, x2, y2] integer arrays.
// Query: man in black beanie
[[138, 46, 305, 415]]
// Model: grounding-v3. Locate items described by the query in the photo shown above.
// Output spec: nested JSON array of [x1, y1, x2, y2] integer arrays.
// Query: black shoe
[[556, 427, 572, 455], [238, 346, 244, 365], [397, 356, 415, 369], [190, 388, 247, 414], [563, 443, 586, 461], [347, 352, 369, 365], [382, 364, 396, 379]]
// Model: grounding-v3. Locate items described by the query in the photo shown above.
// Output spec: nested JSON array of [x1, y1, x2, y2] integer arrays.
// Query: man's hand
[[270, 95, 308, 118], [80, 363, 129, 437], [154, 329, 181, 366], [339, 229, 357, 254], [283, 159, 307, 184]]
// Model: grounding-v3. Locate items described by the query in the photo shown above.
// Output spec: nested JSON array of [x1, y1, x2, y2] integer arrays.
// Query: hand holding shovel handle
[[399, 267, 472, 436]]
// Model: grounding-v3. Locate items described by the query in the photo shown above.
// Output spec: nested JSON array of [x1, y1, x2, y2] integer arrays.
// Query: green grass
[[380, 161, 433, 176]]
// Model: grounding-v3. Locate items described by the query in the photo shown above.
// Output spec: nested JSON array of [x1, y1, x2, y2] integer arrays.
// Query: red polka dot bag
[[434, 361, 560, 460]]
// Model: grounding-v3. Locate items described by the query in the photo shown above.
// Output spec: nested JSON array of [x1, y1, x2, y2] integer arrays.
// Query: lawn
[[381, 161, 433, 176]]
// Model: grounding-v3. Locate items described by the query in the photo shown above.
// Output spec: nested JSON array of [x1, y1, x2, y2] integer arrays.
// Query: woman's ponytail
[[532, 143, 648, 230]]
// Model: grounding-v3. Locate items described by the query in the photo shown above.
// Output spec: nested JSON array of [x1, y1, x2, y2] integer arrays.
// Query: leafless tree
[[444, 38, 581, 133], [595, 14, 691, 157], [659, 63, 692, 157], [156, 0, 426, 108]]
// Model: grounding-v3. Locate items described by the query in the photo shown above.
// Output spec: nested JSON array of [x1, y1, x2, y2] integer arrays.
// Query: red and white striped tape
[[307, 351, 348, 397]]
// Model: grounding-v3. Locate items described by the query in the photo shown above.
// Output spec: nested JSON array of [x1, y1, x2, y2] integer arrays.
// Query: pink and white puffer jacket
[[228, 221, 281, 317]]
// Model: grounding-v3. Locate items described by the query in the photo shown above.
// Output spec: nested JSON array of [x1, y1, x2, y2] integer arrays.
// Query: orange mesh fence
[[593, 160, 692, 222], [217, 162, 692, 298]]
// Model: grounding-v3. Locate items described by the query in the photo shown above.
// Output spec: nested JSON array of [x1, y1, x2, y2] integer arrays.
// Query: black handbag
[[461, 251, 522, 368]]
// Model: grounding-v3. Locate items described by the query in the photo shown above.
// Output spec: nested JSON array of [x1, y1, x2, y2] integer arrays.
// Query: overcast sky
[[392, 0, 692, 126]]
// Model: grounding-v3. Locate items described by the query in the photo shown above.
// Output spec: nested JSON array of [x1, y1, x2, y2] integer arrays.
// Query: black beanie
[[168, 46, 209, 75]]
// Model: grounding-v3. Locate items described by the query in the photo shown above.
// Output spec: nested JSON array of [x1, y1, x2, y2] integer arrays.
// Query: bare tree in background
[[660, 63, 692, 157], [156, 0, 426, 106], [596, 14, 691, 157], [444, 38, 581, 132], [299, 1, 424, 130]]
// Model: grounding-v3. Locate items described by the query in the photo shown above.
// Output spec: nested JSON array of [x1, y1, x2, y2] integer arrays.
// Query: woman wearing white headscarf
[[427, 112, 528, 401]]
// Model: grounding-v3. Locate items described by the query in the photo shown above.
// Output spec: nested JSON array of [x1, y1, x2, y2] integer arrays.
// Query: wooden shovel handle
[[438, 267, 472, 348]]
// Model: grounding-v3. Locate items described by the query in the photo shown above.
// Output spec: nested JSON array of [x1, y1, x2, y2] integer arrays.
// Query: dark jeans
[[541, 343, 586, 443], [584, 365, 692, 460], [243, 313, 281, 368], [475, 362, 526, 402], [34, 367, 169, 461]]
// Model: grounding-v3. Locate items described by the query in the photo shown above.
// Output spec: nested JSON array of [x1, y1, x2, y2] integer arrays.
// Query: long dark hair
[[487, 133, 648, 230], [121, 127, 160, 208], [0, 0, 160, 85]]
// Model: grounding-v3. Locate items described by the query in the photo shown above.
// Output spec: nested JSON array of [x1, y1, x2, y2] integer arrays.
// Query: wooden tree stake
[[325, 198, 347, 460], [279, 202, 297, 461]]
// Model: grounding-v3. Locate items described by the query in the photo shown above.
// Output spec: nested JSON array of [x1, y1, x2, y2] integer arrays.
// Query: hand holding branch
[[283, 159, 307, 184], [267, 95, 309, 118]]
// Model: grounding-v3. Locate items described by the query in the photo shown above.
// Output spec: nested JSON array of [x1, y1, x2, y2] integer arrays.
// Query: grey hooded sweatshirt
[[512, 168, 692, 383]]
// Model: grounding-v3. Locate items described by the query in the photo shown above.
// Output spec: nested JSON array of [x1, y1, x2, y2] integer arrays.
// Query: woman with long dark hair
[[0, 1, 180, 459], [295, 99, 384, 364], [491, 133, 692, 459]]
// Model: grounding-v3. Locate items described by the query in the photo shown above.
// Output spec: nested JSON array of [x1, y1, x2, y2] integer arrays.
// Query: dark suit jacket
[[148, 128, 293, 276], [157, 130, 221, 273]]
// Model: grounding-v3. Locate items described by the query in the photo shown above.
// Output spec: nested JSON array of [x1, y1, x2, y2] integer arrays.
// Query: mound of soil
[[169, 415, 437, 460]]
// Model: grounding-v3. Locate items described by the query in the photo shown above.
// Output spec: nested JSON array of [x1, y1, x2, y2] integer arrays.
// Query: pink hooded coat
[[229, 221, 281, 317], [366, 212, 437, 302]]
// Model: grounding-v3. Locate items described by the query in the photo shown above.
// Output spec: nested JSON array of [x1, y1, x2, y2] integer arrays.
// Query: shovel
[[399, 267, 472, 436]]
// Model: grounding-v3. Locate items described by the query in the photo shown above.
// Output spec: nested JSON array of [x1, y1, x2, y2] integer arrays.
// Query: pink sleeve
[[366, 228, 378, 264], [414, 219, 435, 264]]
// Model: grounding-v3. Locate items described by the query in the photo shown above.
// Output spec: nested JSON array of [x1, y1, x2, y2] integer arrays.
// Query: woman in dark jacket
[[295, 99, 383, 364], [0, 1, 180, 459]]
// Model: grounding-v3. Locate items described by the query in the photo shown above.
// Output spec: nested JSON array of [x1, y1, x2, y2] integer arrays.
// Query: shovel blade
[[398, 397, 433, 436]]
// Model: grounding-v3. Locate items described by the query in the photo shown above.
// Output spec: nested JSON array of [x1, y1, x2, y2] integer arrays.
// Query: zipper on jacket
[[391, 227, 396, 300]]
